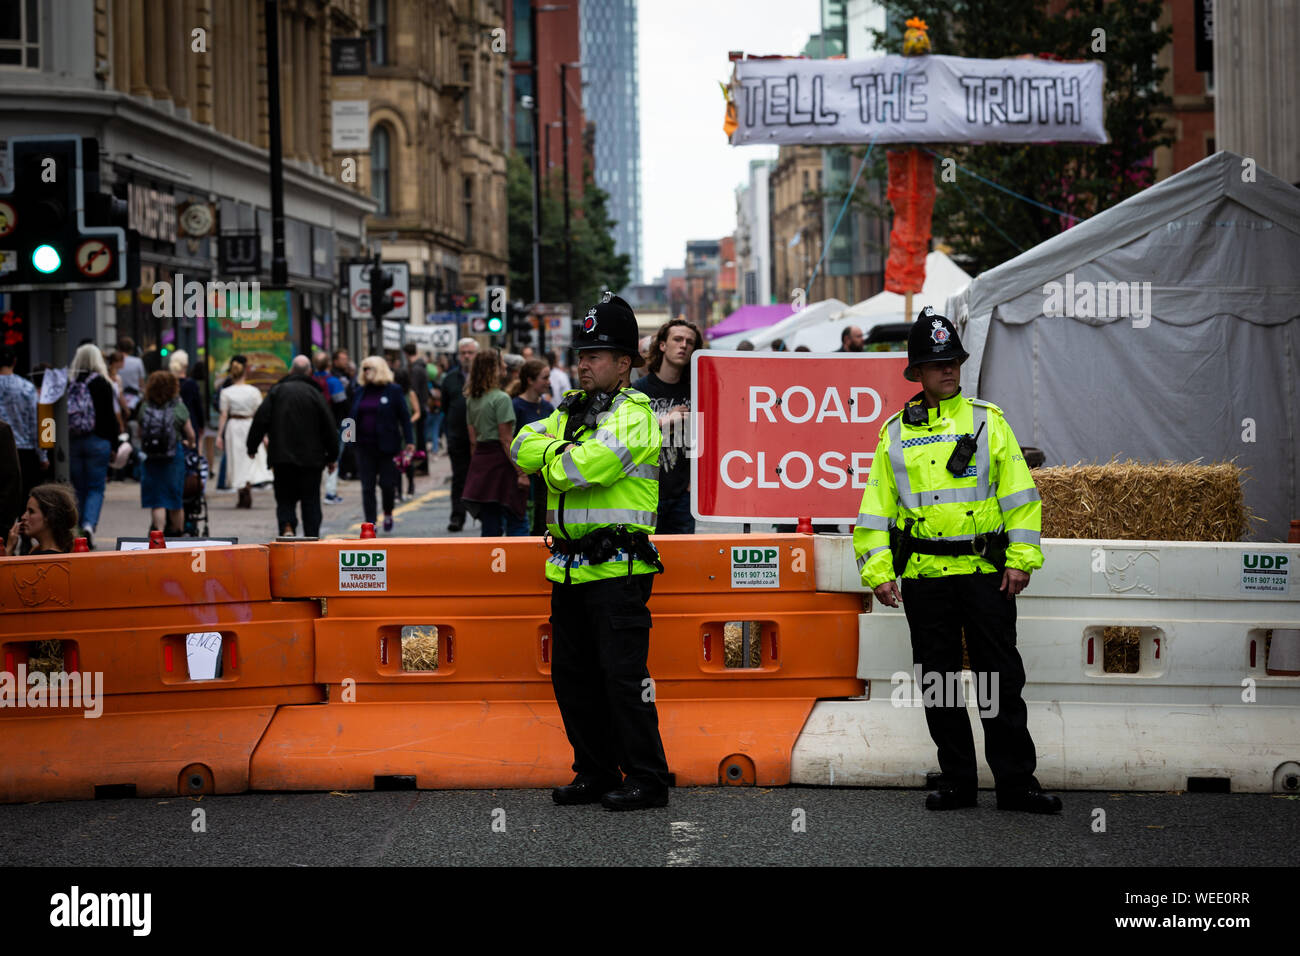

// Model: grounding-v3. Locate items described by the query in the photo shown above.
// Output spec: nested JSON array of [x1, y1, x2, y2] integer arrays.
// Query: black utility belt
[[908, 538, 984, 557], [891, 523, 1008, 576], [545, 526, 664, 573]]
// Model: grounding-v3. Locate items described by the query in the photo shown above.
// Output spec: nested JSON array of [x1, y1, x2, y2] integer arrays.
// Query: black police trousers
[[550, 573, 671, 791], [901, 571, 1041, 793]]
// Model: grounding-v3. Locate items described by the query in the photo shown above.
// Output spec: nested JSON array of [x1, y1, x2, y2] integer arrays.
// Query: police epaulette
[[969, 397, 1004, 415]]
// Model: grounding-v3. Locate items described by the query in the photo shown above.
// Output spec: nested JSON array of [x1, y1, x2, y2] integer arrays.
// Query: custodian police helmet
[[904, 305, 969, 382], [573, 292, 644, 367]]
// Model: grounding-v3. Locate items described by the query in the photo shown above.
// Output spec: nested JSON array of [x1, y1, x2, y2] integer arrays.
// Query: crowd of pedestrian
[[0, 316, 716, 550]]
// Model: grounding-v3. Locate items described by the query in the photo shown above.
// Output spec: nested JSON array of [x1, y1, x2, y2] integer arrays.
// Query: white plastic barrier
[[797, 537, 1300, 792]]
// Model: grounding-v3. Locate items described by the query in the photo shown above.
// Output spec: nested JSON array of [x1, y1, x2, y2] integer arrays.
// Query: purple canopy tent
[[705, 303, 795, 340]]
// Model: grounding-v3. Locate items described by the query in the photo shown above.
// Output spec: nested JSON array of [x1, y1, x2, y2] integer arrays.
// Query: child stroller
[[183, 447, 210, 537]]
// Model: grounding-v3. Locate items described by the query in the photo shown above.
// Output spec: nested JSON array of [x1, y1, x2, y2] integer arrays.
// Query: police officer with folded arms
[[510, 293, 672, 811], [854, 307, 1061, 814]]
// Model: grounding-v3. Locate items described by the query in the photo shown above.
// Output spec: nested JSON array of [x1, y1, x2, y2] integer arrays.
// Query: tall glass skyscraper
[[580, 0, 643, 286]]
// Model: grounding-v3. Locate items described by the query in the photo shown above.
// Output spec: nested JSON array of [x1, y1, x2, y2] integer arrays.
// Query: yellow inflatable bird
[[902, 16, 931, 56]]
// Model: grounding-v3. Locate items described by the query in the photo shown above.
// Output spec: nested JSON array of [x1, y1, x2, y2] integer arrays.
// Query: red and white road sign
[[390, 290, 406, 311], [75, 238, 114, 277], [690, 351, 913, 523]]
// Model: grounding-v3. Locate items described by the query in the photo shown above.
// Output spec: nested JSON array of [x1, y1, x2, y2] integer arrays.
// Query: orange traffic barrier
[[252, 535, 862, 791], [0, 546, 322, 803]]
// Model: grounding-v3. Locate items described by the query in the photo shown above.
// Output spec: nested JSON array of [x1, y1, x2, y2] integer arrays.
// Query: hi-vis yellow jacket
[[853, 390, 1043, 590], [510, 386, 661, 584]]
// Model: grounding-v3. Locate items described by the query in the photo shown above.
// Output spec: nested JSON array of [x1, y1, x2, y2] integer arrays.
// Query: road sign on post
[[346, 260, 410, 319], [690, 352, 913, 523]]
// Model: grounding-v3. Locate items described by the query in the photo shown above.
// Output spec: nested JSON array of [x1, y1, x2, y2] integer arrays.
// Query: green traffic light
[[487, 316, 504, 333], [32, 244, 61, 273]]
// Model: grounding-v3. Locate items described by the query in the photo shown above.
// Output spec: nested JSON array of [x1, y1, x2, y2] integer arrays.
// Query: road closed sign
[[691, 351, 912, 522]]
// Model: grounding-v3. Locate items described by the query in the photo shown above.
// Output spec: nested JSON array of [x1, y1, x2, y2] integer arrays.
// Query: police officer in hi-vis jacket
[[853, 306, 1061, 814], [510, 293, 671, 812]]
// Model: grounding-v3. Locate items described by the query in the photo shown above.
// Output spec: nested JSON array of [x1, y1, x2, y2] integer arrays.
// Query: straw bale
[[1034, 459, 1252, 541], [26, 639, 64, 676], [402, 626, 439, 671], [723, 621, 764, 668]]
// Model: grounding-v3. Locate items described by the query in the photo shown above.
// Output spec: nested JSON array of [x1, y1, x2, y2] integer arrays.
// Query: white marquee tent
[[789, 252, 973, 351], [945, 151, 1300, 541], [709, 298, 849, 350]]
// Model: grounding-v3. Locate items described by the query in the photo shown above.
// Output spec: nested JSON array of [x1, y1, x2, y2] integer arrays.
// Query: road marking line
[[667, 821, 703, 866], [321, 488, 450, 539]]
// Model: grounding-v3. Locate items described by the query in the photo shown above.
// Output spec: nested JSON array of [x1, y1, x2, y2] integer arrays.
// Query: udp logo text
[[730, 546, 780, 588], [339, 549, 387, 591], [1241, 552, 1289, 593]]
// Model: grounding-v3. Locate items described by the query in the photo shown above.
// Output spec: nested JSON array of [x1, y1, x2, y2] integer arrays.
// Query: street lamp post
[[264, 0, 288, 290], [560, 60, 584, 318], [528, 3, 569, 359]]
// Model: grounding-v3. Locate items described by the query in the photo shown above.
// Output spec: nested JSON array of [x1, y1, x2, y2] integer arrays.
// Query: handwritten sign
[[185, 631, 223, 680], [730, 54, 1107, 146]]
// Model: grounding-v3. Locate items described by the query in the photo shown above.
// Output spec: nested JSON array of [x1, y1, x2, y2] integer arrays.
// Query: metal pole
[[561, 62, 573, 314], [371, 251, 382, 357], [530, 1, 545, 357], [52, 294, 70, 484], [265, 0, 288, 288]]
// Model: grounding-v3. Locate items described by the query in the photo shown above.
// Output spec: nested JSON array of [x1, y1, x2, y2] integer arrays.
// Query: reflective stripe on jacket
[[510, 386, 661, 583], [852, 391, 1043, 590]]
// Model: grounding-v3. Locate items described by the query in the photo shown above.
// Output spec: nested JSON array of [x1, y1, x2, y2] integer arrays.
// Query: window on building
[[512, 0, 532, 62], [463, 176, 474, 246], [514, 72, 534, 160], [371, 125, 391, 216], [0, 0, 40, 67], [369, 0, 388, 66], [462, 62, 474, 131]]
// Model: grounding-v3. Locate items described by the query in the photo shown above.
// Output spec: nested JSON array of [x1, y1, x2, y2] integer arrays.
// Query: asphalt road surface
[[1, 787, 1295, 867]]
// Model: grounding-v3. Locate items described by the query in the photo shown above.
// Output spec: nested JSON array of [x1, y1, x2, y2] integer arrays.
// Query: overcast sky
[[637, 0, 823, 283]]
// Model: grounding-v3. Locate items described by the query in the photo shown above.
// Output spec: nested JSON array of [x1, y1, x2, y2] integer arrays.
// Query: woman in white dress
[[215, 357, 272, 508]]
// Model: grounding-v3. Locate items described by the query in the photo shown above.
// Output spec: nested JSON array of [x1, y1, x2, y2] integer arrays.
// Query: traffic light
[[369, 256, 394, 319], [0, 136, 127, 291], [485, 281, 506, 335]]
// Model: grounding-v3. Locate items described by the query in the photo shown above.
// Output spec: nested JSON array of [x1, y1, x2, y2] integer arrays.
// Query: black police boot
[[925, 787, 979, 811], [600, 781, 669, 812], [552, 775, 622, 806], [996, 788, 1063, 814]]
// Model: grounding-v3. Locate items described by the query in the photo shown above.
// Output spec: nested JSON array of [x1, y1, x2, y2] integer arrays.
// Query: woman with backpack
[[214, 356, 271, 509], [67, 343, 122, 549], [138, 370, 195, 535]]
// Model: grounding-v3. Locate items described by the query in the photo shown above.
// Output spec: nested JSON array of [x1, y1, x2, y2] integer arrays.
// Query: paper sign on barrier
[[185, 631, 223, 680]]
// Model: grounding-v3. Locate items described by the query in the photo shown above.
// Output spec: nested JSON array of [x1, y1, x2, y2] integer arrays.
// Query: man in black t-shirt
[[632, 318, 703, 535], [440, 338, 478, 531]]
